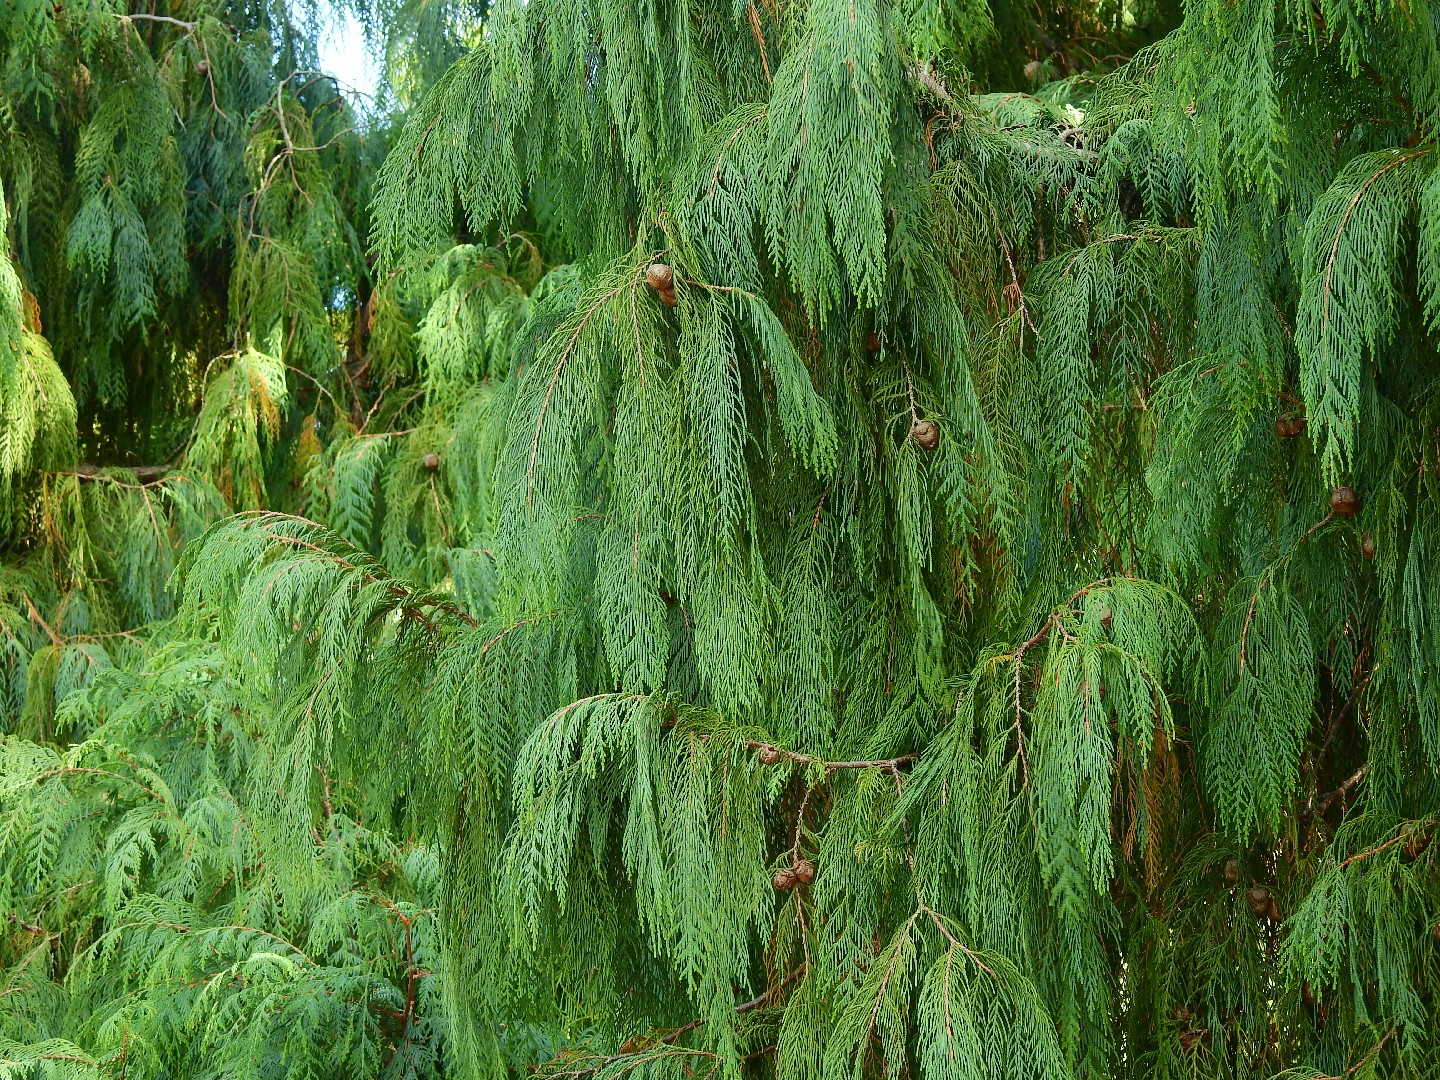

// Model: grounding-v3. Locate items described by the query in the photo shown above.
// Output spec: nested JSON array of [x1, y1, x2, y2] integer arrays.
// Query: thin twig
[[118, 12, 196, 30], [1337, 830, 1407, 870], [1317, 1026, 1395, 1079], [1307, 765, 1368, 818], [746, 741, 918, 772]]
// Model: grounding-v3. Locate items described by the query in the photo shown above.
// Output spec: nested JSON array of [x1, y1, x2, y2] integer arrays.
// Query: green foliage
[[183, 339, 289, 510], [6, 0, 1440, 1078], [1, 199, 75, 529], [1, 639, 446, 1080], [1296, 148, 1438, 480]]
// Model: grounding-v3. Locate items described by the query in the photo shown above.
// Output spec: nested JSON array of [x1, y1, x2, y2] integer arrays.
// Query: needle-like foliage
[[5, 0, 1440, 1077]]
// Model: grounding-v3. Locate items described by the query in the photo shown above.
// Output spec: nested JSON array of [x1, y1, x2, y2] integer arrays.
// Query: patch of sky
[[316, 0, 382, 107]]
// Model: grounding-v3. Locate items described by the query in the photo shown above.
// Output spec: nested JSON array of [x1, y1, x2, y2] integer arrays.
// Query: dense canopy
[[3, 0, 1440, 1078]]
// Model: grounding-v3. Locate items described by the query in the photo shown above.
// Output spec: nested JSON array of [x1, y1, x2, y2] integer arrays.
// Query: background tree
[[1, 2, 471, 1075], [5, 0, 1440, 1078]]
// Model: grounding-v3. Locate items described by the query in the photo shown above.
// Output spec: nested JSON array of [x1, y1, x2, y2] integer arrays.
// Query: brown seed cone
[[1302, 983, 1316, 1007], [1247, 885, 1270, 915], [756, 744, 782, 766], [423, 452, 440, 470], [1276, 416, 1307, 439], [793, 859, 816, 884], [773, 867, 796, 891], [1178, 1029, 1206, 1052], [1222, 857, 1240, 885], [645, 262, 674, 291], [910, 418, 939, 451], [1173, 1004, 1191, 1024], [1330, 486, 1360, 516], [1100, 607, 1114, 631], [1361, 532, 1376, 561], [1433, 919, 1440, 943], [865, 331, 882, 354], [196, 58, 211, 77], [658, 286, 678, 308], [1267, 896, 1282, 922]]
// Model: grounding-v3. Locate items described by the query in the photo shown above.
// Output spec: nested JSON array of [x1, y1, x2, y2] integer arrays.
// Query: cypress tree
[[4, 0, 1440, 1078], [1, 4, 460, 1075]]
